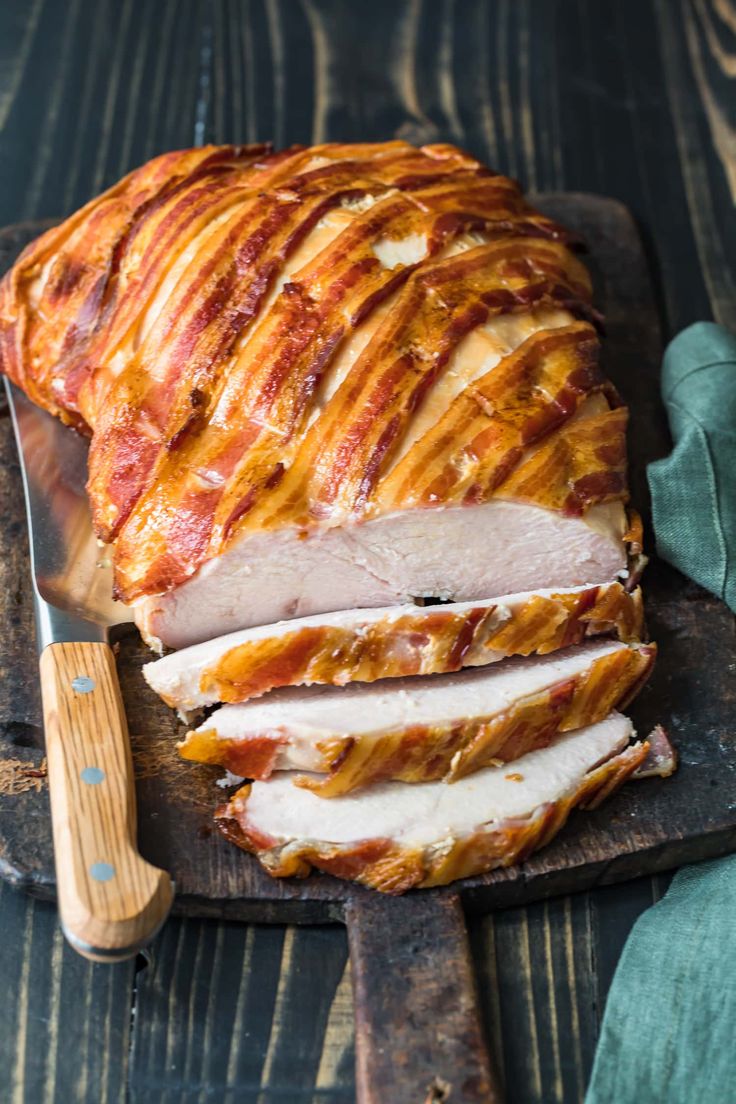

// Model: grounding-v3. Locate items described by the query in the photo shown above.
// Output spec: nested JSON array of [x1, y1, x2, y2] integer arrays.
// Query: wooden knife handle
[[39, 640, 173, 962], [346, 892, 504, 1104]]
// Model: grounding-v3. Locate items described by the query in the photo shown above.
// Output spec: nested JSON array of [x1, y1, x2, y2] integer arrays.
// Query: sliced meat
[[145, 582, 644, 710], [135, 499, 628, 650], [215, 712, 648, 893], [180, 640, 655, 795]]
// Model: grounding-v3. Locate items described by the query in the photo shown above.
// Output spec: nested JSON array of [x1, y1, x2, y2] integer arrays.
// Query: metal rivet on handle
[[71, 676, 96, 694], [80, 766, 105, 785], [89, 862, 115, 882]]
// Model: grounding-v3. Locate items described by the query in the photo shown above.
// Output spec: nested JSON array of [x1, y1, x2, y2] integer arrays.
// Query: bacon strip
[[87, 162, 406, 539], [379, 323, 608, 508], [0, 146, 269, 422], [204, 584, 645, 707], [496, 406, 629, 515], [275, 241, 594, 521], [88, 150, 495, 536]]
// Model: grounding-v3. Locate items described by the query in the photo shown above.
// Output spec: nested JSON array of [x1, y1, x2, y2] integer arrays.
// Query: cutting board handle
[[346, 891, 504, 1104], [40, 641, 173, 962]]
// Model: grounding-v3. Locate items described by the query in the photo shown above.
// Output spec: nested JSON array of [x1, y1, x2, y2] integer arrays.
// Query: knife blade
[[5, 379, 173, 962]]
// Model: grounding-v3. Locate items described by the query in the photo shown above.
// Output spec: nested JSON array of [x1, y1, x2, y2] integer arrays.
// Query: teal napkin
[[647, 322, 736, 611], [586, 322, 736, 1103], [586, 856, 736, 1103]]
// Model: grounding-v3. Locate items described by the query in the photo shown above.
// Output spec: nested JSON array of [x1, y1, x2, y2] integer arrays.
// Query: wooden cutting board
[[1, 197, 735, 1104]]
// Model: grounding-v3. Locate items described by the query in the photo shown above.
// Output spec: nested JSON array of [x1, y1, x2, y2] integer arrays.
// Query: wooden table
[[0, 2, 733, 1101]]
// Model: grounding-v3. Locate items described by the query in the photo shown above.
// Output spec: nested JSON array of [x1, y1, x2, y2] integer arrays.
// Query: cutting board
[[1, 197, 735, 1104]]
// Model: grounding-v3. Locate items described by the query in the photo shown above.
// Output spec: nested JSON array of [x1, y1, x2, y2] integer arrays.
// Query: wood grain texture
[[1, 2, 736, 1102], [468, 871, 674, 1104], [347, 893, 500, 1104], [129, 918, 355, 1104], [40, 642, 173, 961], [0, 880, 135, 1104]]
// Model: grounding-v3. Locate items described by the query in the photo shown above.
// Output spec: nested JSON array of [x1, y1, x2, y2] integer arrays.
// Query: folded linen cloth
[[647, 321, 736, 611], [586, 322, 736, 1103], [586, 855, 736, 1103]]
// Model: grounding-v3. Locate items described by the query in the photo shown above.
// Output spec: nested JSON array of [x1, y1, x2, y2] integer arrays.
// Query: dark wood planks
[[0, 881, 135, 1104], [0, 872, 675, 1104], [1, 0, 732, 339], [1, 2, 736, 1103], [129, 919, 354, 1104], [469, 872, 674, 1104]]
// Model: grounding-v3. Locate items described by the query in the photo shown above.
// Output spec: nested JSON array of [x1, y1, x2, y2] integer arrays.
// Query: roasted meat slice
[[0, 142, 635, 650], [145, 582, 644, 711], [180, 640, 655, 794], [137, 496, 630, 650], [215, 712, 648, 893]]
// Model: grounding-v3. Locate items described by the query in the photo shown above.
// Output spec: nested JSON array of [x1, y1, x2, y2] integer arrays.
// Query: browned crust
[[378, 323, 611, 509], [180, 642, 656, 794], [179, 582, 644, 705], [160, 578, 644, 706], [180, 729, 289, 779], [633, 724, 678, 779], [0, 141, 631, 606], [214, 739, 650, 894], [0, 146, 272, 420]]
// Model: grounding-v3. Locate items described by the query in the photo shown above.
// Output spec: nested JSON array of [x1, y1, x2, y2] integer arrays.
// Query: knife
[[5, 379, 174, 962]]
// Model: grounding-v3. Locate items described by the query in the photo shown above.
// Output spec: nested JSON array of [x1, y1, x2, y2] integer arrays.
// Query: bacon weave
[[0, 142, 629, 604]]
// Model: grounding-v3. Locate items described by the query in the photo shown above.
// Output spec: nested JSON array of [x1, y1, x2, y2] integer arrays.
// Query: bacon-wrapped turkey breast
[[0, 142, 663, 894], [0, 142, 635, 650]]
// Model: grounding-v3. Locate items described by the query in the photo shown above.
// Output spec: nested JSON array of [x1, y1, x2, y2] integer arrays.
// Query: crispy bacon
[[379, 323, 608, 508], [143, 582, 644, 710], [0, 142, 629, 604], [0, 146, 269, 421], [215, 733, 650, 894], [179, 642, 655, 794], [633, 724, 678, 779], [270, 241, 594, 525], [496, 406, 629, 515]]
